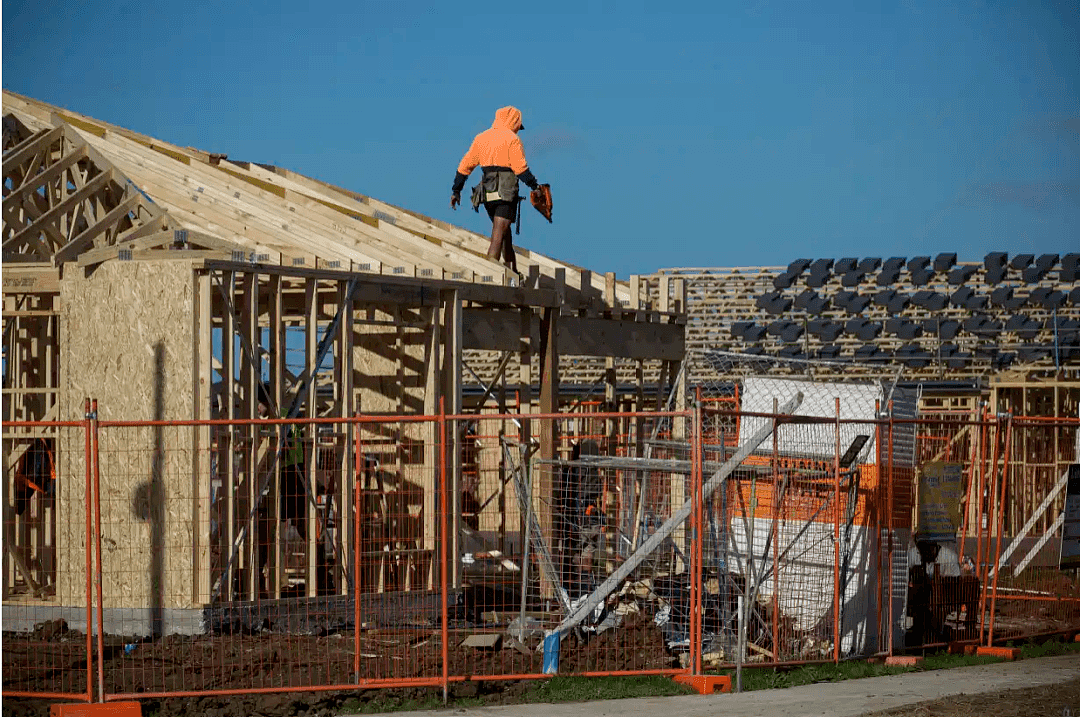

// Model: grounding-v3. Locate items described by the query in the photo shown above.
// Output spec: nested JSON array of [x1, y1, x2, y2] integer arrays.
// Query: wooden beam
[[53, 192, 143, 265], [557, 315, 685, 361], [2, 267, 60, 294], [268, 273, 285, 598], [462, 309, 537, 352], [305, 279, 318, 597], [192, 270, 213, 604], [2, 145, 88, 211], [2, 126, 63, 171], [200, 261, 561, 308], [5, 168, 114, 252], [444, 290, 463, 590]]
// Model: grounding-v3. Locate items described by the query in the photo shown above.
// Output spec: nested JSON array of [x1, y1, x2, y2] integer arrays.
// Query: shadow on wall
[[130, 341, 166, 638]]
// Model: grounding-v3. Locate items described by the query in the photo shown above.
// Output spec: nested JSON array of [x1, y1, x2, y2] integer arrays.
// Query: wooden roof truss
[[2, 114, 242, 269]]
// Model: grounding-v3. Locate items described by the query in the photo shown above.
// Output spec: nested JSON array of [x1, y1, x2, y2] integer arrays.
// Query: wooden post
[[192, 270, 213, 604], [305, 279, 318, 597], [442, 290, 463, 589], [539, 308, 559, 458], [223, 270, 236, 600], [337, 278, 354, 594], [659, 275, 687, 565], [268, 273, 284, 598], [423, 300, 442, 590], [631, 275, 645, 456], [241, 271, 258, 600], [518, 301, 537, 590]]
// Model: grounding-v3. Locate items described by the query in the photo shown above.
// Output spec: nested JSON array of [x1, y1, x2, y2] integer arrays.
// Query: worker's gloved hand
[[450, 192, 460, 210]]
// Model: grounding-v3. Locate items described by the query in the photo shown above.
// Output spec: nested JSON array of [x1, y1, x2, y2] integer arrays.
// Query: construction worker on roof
[[450, 106, 543, 276]]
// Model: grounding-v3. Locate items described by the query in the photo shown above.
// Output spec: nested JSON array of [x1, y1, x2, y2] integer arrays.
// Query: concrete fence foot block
[[885, 655, 923, 666], [976, 646, 1021, 660], [673, 674, 732, 695]]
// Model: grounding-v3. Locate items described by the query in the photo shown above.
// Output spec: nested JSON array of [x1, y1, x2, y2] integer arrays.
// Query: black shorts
[[485, 200, 516, 221]]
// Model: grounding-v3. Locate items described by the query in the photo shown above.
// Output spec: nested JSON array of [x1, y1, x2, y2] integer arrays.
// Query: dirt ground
[[6, 617, 1080, 717], [2, 614, 677, 716], [863, 676, 1080, 717], [6, 675, 1080, 717]]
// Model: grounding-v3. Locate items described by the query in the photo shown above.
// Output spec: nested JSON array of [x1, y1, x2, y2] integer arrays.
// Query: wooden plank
[[445, 290, 463, 589], [53, 192, 143, 265], [2, 267, 60, 294], [193, 270, 213, 604], [461, 309, 537, 353], [305, 279, 318, 597], [66, 131, 390, 270], [225, 161, 507, 277], [202, 260, 559, 308], [232, 160, 628, 301], [6, 168, 114, 252], [556, 315, 684, 360], [242, 271, 259, 600], [337, 279, 354, 593], [268, 273, 285, 598], [1, 126, 62, 171], [2, 145, 88, 212], [84, 133, 421, 274]]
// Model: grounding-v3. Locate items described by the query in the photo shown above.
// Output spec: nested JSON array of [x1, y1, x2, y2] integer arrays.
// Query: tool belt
[[470, 167, 519, 211]]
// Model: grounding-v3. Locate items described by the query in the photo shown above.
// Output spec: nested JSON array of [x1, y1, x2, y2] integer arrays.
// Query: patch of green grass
[[919, 651, 1004, 669], [717, 660, 913, 692], [524, 674, 695, 702], [332, 638, 1080, 713], [1021, 638, 1080, 659]]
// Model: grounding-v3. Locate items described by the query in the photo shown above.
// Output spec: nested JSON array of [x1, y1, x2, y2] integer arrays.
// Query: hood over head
[[492, 106, 524, 132]]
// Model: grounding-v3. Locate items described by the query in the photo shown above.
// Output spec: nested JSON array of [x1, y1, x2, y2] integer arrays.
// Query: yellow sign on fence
[[917, 461, 964, 540]]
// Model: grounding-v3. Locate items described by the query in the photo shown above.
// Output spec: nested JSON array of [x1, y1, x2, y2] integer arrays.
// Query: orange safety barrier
[[4, 403, 1079, 706]]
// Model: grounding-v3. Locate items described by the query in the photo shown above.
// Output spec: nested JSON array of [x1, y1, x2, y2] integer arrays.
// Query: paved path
[[346, 653, 1080, 717]]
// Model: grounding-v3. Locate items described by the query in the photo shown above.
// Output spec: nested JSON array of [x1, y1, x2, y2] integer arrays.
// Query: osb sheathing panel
[[58, 261, 196, 609]]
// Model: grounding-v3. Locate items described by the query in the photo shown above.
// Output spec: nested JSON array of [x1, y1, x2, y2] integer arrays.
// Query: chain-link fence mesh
[[3, 423, 93, 700], [5, 408, 1080, 703]]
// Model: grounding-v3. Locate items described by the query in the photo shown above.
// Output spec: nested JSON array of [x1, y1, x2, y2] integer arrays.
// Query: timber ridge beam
[[199, 260, 562, 308]]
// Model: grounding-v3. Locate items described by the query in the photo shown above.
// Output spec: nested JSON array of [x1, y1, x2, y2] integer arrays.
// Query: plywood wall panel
[[58, 261, 196, 609]]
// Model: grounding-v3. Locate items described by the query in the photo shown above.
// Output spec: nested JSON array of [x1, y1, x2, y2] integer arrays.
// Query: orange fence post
[[886, 401, 894, 657], [438, 398, 449, 703], [691, 388, 703, 675], [91, 399, 105, 703], [833, 397, 841, 663], [353, 419, 362, 685], [771, 396, 781, 662], [873, 402, 881, 655], [83, 399, 94, 703]]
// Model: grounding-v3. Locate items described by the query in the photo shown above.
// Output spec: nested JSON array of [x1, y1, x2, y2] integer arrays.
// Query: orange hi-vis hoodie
[[452, 106, 539, 195]]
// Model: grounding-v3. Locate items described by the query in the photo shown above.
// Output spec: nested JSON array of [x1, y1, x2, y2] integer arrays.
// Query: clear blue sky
[[4, 1, 1077, 277]]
